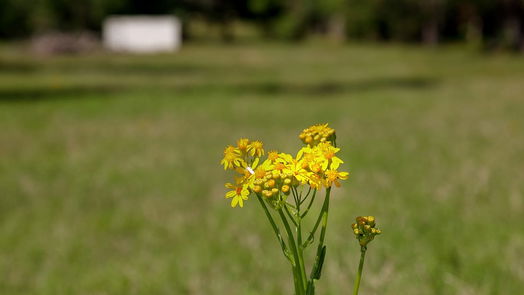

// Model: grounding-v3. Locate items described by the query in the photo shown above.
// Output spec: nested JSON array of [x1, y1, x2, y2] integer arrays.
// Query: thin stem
[[295, 188, 307, 292], [316, 187, 331, 250], [256, 195, 290, 261], [278, 209, 306, 294], [286, 202, 297, 209], [300, 189, 317, 218], [307, 187, 331, 285], [303, 187, 331, 248], [284, 204, 298, 227], [291, 186, 300, 207], [297, 217, 307, 293], [352, 247, 367, 295], [300, 187, 312, 205]]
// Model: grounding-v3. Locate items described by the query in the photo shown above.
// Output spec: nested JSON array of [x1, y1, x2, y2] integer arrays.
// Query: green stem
[[316, 187, 331, 250], [295, 193, 307, 293], [278, 209, 306, 295], [301, 189, 317, 218], [303, 187, 331, 248], [352, 247, 367, 295], [256, 195, 291, 262], [300, 187, 312, 205], [284, 204, 298, 227]]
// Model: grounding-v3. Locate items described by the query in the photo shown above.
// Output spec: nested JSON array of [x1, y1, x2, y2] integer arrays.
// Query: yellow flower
[[225, 182, 250, 208], [299, 123, 336, 146], [248, 140, 265, 157], [267, 150, 280, 162], [318, 142, 343, 170], [237, 138, 250, 152], [233, 157, 259, 184], [297, 146, 325, 172], [282, 153, 311, 184], [324, 169, 349, 187], [221, 123, 348, 209], [221, 145, 243, 170], [308, 173, 323, 189]]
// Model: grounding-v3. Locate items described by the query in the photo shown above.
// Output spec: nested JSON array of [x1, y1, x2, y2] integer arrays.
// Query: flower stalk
[[351, 216, 381, 295], [352, 246, 366, 295]]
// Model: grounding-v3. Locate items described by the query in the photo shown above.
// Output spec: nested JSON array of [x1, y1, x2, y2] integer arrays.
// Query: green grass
[[1, 42, 523, 294]]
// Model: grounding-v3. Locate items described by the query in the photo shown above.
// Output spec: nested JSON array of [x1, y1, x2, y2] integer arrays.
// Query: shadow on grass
[[0, 59, 215, 75], [235, 77, 437, 96], [0, 77, 437, 103], [0, 85, 122, 102]]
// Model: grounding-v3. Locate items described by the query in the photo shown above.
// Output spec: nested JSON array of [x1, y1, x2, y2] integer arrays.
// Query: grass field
[[1, 42, 523, 295]]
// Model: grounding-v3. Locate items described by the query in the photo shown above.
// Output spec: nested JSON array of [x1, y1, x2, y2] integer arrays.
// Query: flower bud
[[352, 216, 381, 247]]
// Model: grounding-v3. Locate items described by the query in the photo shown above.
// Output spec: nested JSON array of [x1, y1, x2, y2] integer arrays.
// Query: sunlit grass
[[0, 43, 523, 294]]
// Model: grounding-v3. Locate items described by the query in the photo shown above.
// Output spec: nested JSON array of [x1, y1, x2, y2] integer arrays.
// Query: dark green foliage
[[0, 1, 523, 49]]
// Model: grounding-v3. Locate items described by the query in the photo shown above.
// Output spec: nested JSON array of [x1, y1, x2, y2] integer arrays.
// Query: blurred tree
[[499, 0, 524, 50], [0, 0, 523, 52], [312, 0, 349, 41], [246, 0, 284, 37], [420, 0, 447, 45], [0, 0, 33, 38]]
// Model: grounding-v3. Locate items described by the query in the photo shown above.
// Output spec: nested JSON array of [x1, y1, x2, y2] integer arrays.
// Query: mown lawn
[[1, 43, 523, 294]]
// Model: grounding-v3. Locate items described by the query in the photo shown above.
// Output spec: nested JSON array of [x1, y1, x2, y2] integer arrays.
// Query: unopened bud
[[352, 216, 381, 247]]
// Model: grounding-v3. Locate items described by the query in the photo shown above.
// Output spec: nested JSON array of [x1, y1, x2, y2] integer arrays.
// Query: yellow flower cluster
[[299, 123, 336, 146], [221, 124, 349, 208], [352, 216, 381, 247]]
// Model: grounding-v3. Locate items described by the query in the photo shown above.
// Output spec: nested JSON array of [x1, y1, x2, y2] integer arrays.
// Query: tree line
[[1, 0, 523, 50]]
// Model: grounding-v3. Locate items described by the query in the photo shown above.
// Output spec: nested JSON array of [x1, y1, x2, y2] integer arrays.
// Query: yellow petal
[[231, 197, 239, 207], [252, 157, 260, 169]]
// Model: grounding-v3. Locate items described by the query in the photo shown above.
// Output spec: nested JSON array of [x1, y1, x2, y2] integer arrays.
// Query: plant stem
[[295, 191, 307, 293], [303, 187, 331, 248], [301, 189, 317, 218], [316, 187, 331, 252], [279, 209, 306, 294], [284, 204, 298, 227], [256, 195, 290, 261], [352, 246, 367, 295]]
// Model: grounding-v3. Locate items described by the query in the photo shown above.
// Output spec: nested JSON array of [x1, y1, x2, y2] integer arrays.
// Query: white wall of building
[[103, 16, 181, 53]]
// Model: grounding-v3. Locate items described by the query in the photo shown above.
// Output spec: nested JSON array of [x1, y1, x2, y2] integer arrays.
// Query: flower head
[[221, 145, 243, 170], [317, 142, 343, 170], [299, 123, 336, 147], [237, 138, 250, 152], [324, 169, 349, 187], [220, 124, 348, 208], [267, 150, 280, 162], [225, 182, 250, 208], [352, 216, 381, 247], [248, 140, 265, 157]]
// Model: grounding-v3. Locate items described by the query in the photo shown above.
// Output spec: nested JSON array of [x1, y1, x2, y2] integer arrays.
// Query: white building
[[103, 16, 181, 53]]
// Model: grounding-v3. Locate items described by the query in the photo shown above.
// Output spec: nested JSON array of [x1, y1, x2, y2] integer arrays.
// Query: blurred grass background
[[1, 43, 524, 294]]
